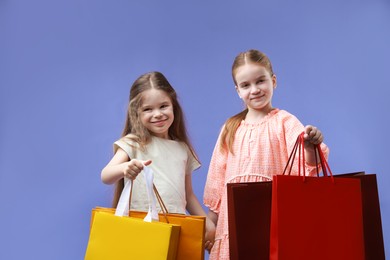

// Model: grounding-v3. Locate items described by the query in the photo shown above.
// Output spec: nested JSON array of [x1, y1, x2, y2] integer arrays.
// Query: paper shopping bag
[[270, 133, 365, 260], [130, 211, 206, 260], [86, 166, 205, 260], [85, 167, 181, 260], [269, 175, 365, 260], [334, 172, 385, 260], [227, 181, 272, 260], [85, 211, 180, 260], [89, 207, 206, 260]]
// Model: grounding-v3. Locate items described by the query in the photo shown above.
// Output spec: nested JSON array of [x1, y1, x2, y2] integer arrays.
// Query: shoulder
[[267, 109, 304, 134], [273, 109, 300, 122], [274, 108, 293, 117], [271, 109, 305, 135], [173, 140, 201, 165], [114, 135, 140, 154], [170, 139, 191, 153]]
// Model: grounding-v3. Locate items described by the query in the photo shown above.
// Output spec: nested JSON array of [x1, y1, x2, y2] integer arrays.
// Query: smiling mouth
[[250, 95, 264, 100], [152, 119, 166, 125]]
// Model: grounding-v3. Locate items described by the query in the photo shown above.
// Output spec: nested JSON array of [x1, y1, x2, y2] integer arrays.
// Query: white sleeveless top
[[114, 135, 200, 214]]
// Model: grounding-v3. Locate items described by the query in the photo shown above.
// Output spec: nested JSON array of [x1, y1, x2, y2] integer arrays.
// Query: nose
[[250, 84, 261, 94], [154, 110, 163, 118]]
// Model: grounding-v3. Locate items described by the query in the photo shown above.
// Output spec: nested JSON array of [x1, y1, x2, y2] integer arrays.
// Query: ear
[[272, 74, 277, 89], [235, 85, 242, 98]]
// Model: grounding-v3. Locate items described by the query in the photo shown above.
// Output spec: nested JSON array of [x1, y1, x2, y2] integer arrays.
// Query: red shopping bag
[[227, 181, 272, 260], [270, 133, 365, 260]]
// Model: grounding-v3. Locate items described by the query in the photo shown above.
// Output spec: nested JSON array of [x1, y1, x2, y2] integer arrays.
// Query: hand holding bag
[[85, 166, 181, 260]]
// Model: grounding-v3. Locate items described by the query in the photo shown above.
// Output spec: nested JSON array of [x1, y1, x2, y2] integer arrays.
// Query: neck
[[245, 106, 275, 123]]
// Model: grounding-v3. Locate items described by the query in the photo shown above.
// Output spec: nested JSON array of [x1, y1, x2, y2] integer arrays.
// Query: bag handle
[[115, 178, 133, 217], [114, 166, 170, 223], [143, 166, 170, 223], [282, 132, 333, 181]]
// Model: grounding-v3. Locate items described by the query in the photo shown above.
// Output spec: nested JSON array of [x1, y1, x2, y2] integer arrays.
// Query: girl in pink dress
[[203, 49, 329, 260]]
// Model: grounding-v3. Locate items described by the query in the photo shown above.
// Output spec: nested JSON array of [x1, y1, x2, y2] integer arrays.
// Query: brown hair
[[221, 50, 274, 154], [112, 71, 199, 207]]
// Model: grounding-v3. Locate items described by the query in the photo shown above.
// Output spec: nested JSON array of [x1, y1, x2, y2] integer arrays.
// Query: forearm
[[303, 125, 325, 165], [101, 164, 126, 184], [186, 193, 216, 229], [304, 145, 320, 166], [186, 193, 217, 248], [207, 209, 218, 226], [186, 193, 207, 216]]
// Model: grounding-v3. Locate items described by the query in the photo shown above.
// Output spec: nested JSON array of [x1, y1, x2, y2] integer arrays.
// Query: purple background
[[1, 0, 389, 259]]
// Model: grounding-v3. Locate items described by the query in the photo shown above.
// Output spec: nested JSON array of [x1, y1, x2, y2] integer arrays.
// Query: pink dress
[[204, 109, 329, 260]]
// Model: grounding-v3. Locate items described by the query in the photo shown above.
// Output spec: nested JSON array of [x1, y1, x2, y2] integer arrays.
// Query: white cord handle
[[114, 165, 159, 222]]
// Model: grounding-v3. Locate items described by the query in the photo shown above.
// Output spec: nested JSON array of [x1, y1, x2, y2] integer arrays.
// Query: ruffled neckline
[[241, 108, 279, 126]]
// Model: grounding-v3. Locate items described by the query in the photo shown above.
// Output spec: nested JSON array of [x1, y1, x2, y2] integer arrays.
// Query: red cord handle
[[283, 132, 333, 181]]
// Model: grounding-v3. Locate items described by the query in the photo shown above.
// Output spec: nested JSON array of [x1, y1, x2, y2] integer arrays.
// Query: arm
[[281, 112, 328, 175], [101, 148, 151, 184], [207, 209, 218, 226], [185, 174, 216, 252], [303, 125, 324, 165]]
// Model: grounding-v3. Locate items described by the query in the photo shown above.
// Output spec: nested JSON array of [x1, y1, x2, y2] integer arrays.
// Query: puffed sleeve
[[203, 128, 228, 214], [185, 145, 201, 175], [113, 136, 139, 159]]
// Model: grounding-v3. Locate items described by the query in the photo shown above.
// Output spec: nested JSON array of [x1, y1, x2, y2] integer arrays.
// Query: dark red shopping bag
[[334, 172, 385, 260], [227, 181, 272, 260], [269, 133, 365, 260]]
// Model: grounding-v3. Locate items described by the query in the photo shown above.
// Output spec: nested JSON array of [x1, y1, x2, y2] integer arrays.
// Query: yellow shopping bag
[[85, 210, 180, 260], [85, 167, 206, 260], [85, 167, 181, 260], [89, 207, 205, 260]]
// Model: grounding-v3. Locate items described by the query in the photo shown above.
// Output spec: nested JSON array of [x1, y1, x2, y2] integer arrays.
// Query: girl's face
[[234, 63, 277, 113], [139, 89, 174, 139]]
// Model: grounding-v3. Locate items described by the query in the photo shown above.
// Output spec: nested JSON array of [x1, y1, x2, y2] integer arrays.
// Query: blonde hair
[[221, 50, 274, 154], [112, 71, 199, 207]]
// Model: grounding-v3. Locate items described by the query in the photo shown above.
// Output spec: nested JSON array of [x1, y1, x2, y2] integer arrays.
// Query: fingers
[[205, 240, 214, 253], [143, 159, 152, 166], [124, 159, 151, 180], [304, 125, 323, 145], [124, 163, 139, 180], [204, 217, 216, 253]]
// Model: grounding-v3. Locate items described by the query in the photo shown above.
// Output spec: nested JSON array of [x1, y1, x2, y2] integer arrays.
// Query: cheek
[[140, 113, 149, 124], [239, 90, 249, 98], [167, 108, 175, 117]]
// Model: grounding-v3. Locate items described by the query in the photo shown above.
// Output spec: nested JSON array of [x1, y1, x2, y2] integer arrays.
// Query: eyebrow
[[255, 75, 267, 80], [141, 101, 170, 108], [238, 75, 267, 85]]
